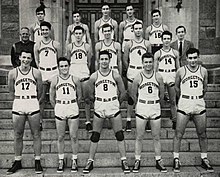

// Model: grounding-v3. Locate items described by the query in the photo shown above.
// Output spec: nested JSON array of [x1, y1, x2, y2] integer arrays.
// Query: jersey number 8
[[103, 84, 108, 91]]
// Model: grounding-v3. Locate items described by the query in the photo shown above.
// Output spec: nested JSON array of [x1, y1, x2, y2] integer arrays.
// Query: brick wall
[[199, 0, 220, 54], [0, 0, 19, 55]]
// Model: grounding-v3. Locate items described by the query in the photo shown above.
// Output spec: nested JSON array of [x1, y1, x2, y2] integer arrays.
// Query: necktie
[[179, 41, 182, 57]]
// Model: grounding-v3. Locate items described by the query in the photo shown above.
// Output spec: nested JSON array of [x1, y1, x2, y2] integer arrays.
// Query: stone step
[[1, 128, 220, 141], [0, 139, 219, 155], [0, 117, 220, 130], [1, 152, 220, 169], [0, 167, 219, 177]]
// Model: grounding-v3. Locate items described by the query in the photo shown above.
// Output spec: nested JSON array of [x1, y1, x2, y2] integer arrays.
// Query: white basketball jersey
[[14, 67, 37, 96], [70, 42, 88, 64], [33, 22, 43, 42], [98, 18, 115, 41], [129, 39, 148, 67], [149, 24, 164, 45], [123, 19, 141, 40], [158, 48, 176, 70], [100, 41, 117, 68], [39, 40, 58, 68], [95, 70, 117, 98], [70, 24, 86, 43], [138, 71, 159, 101], [181, 65, 204, 96], [55, 75, 77, 101]]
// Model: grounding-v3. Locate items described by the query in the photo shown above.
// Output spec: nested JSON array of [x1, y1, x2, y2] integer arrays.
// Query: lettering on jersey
[[15, 78, 36, 86], [130, 46, 147, 53], [159, 54, 176, 62], [124, 24, 133, 31], [95, 79, 116, 88], [139, 82, 158, 89], [104, 48, 117, 55], [150, 30, 162, 35], [71, 49, 87, 56], [182, 75, 203, 84], [56, 83, 76, 91], [39, 47, 56, 54]]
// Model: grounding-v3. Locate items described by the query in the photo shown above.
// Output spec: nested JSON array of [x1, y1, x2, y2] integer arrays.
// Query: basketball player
[[154, 31, 180, 129], [50, 57, 82, 173], [83, 50, 130, 174], [145, 9, 168, 55], [95, 23, 122, 74], [123, 21, 151, 132], [66, 26, 92, 132], [30, 3, 54, 42], [131, 52, 167, 173], [173, 48, 214, 173], [7, 51, 43, 174], [94, 4, 118, 42]]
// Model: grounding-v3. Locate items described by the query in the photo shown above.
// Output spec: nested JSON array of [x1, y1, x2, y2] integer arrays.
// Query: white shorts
[[12, 98, 40, 115], [55, 101, 79, 119], [177, 96, 206, 115], [39, 67, 58, 82], [70, 64, 90, 80], [158, 71, 176, 85], [135, 99, 161, 120], [127, 65, 143, 82], [94, 97, 120, 119]]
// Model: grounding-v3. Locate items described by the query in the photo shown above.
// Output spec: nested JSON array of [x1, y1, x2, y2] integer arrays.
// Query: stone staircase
[[0, 68, 220, 176]]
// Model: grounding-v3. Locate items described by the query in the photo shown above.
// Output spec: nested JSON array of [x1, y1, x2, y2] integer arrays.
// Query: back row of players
[[7, 3, 214, 176]]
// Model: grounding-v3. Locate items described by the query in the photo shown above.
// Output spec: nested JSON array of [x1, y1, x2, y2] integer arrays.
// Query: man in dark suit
[[171, 26, 194, 66]]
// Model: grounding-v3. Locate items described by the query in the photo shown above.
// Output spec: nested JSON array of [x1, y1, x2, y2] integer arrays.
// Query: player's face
[[99, 54, 110, 69], [20, 29, 30, 42], [103, 26, 112, 39], [36, 11, 45, 22], [176, 27, 186, 40], [41, 26, 50, 38], [162, 34, 171, 46], [59, 61, 70, 75], [102, 5, 110, 16], [187, 53, 199, 68], [19, 52, 32, 67], [73, 13, 81, 23], [126, 6, 134, 17], [133, 24, 143, 37], [74, 29, 84, 41], [152, 12, 160, 23], [142, 57, 154, 71]]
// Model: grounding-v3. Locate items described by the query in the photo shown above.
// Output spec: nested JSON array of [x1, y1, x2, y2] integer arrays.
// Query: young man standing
[[154, 31, 180, 129], [50, 57, 82, 173], [66, 26, 93, 132], [83, 50, 130, 174], [7, 51, 43, 174], [173, 48, 214, 173], [131, 52, 167, 173]]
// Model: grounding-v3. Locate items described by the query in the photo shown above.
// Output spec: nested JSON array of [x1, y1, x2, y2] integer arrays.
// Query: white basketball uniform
[[94, 70, 120, 118], [158, 48, 177, 85], [178, 65, 206, 115], [127, 39, 148, 82], [54, 75, 79, 119], [136, 71, 161, 120], [98, 18, 115, 41], [12, 67, 40, 115], [100, 41, 119, 73], [149, 24, 164, 45], [69, 23, 86, 43], [69, 42, 90, 80], [33, 22, 43, 43], [38, 40, 58, 82]]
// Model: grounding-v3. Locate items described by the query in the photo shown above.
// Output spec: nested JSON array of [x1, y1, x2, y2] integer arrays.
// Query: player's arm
[[130, 74, 141, 105], [85, 73, 96, 102], [123, 41, 131, 71], [154, 50, 160, 71], [173, 49, 180, 70], [113, 20, 118, 42], [54, 41, 61, 58], [50, 25, 55, 40], [8, 69, 15, 99], [65, 25, 71, 47], [74, 77, 83, 104], [156, 72, 165, 105], [113, 71, 126, 104], [34, 42, 40, 68], [145, 26, 151, 40], [85, 43, 92, 69], [33, 69, 43, 102], [66, 43, 72, 61], [174, 68, 182, 102], [29, 24, 34, 41], [119, 21, 124, 43], [145, 40, 152, 53], [49, 76, 57, 108], [202, 67, 208, 96], [94, 20, 99, 43], [11, 44, 17, 68], [163, 24, 169, 31], [116, 42, 122, 75], [84, 25, 92, 46], [95, 42, 101, 71]]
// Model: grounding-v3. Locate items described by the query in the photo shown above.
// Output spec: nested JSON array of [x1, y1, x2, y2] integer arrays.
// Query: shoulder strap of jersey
[[51, 40, 57, 53], [139, 72, 143, 87], [181, 66, 187, 81]]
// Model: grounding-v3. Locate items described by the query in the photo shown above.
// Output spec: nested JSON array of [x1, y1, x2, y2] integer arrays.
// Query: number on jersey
[[165, 58, 172, 65], [190, 80, 198, 88], [75, 52, 83, 59], [21, 83, 30, 90], [45, 50, 49, 57], [63, 87, 70, 94], [148, 86, 153, 93], [137, 49, 142, 56], [103, 84, 108, 91], [154, 32, 161, 38]]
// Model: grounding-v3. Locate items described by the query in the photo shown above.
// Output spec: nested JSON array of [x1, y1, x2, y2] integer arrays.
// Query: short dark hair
[[102, 23, 113, 32], [186, 48, 200, 57], [36, 3, 45, 15], [57, 57, 70, 66], [176, 25, 186, 34], [161, 31, 172, 39], [142, 52, 154, 62], [40, 21, 51, 30], [126, 5, 133, 10], [132, 21, 143, 29], [73, 26, 85, 33], [20, 27, 29, 32], [72, 11, 81, 16], [102, 3, 109, 8], [151, 9, 161, 16], [99, 50, 111, 59], [20, 50, 32, 56]]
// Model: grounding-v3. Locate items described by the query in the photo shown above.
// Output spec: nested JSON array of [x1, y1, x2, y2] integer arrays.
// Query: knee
[[136, 133, 144, 141], [128, 96, 134, 105], [175, 130, 184, 140], [198, 131, 207, 140], [70, 134, 78, 143], [170, 98, 176, 106], [115, 130, 124, 141], [57, 134, 65, 142], [152, 134, 160, 142], [14, 131, 24, 140], [84, 98, 90, 105], [90, 131, 100, 143]]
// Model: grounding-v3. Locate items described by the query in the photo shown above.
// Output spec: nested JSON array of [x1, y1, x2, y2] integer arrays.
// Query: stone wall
[[0, 0, 19, 55]]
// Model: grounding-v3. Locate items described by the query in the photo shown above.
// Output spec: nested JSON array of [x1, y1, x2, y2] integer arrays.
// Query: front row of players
[[7, 48, 214, 175]]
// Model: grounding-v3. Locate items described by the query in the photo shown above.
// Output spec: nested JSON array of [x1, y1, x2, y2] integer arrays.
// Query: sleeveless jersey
[[55, 75, 77, 101], [98, 18, 115, 41], [180, 65, 204, 96], [14, 67, 37, 97], [158, 48, 176, 70], [70, 42, 88, 64], [33, 22, 42, 42], [100, 41, 117, 68], [138, 71, 159, 101], [95, 70, 117, 99], [39, 40, 58, 68], [149, 24, 164, 45], [123, 19, 141, 40], [129, 39, 148, 67], [69, 23, 86, 43]]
